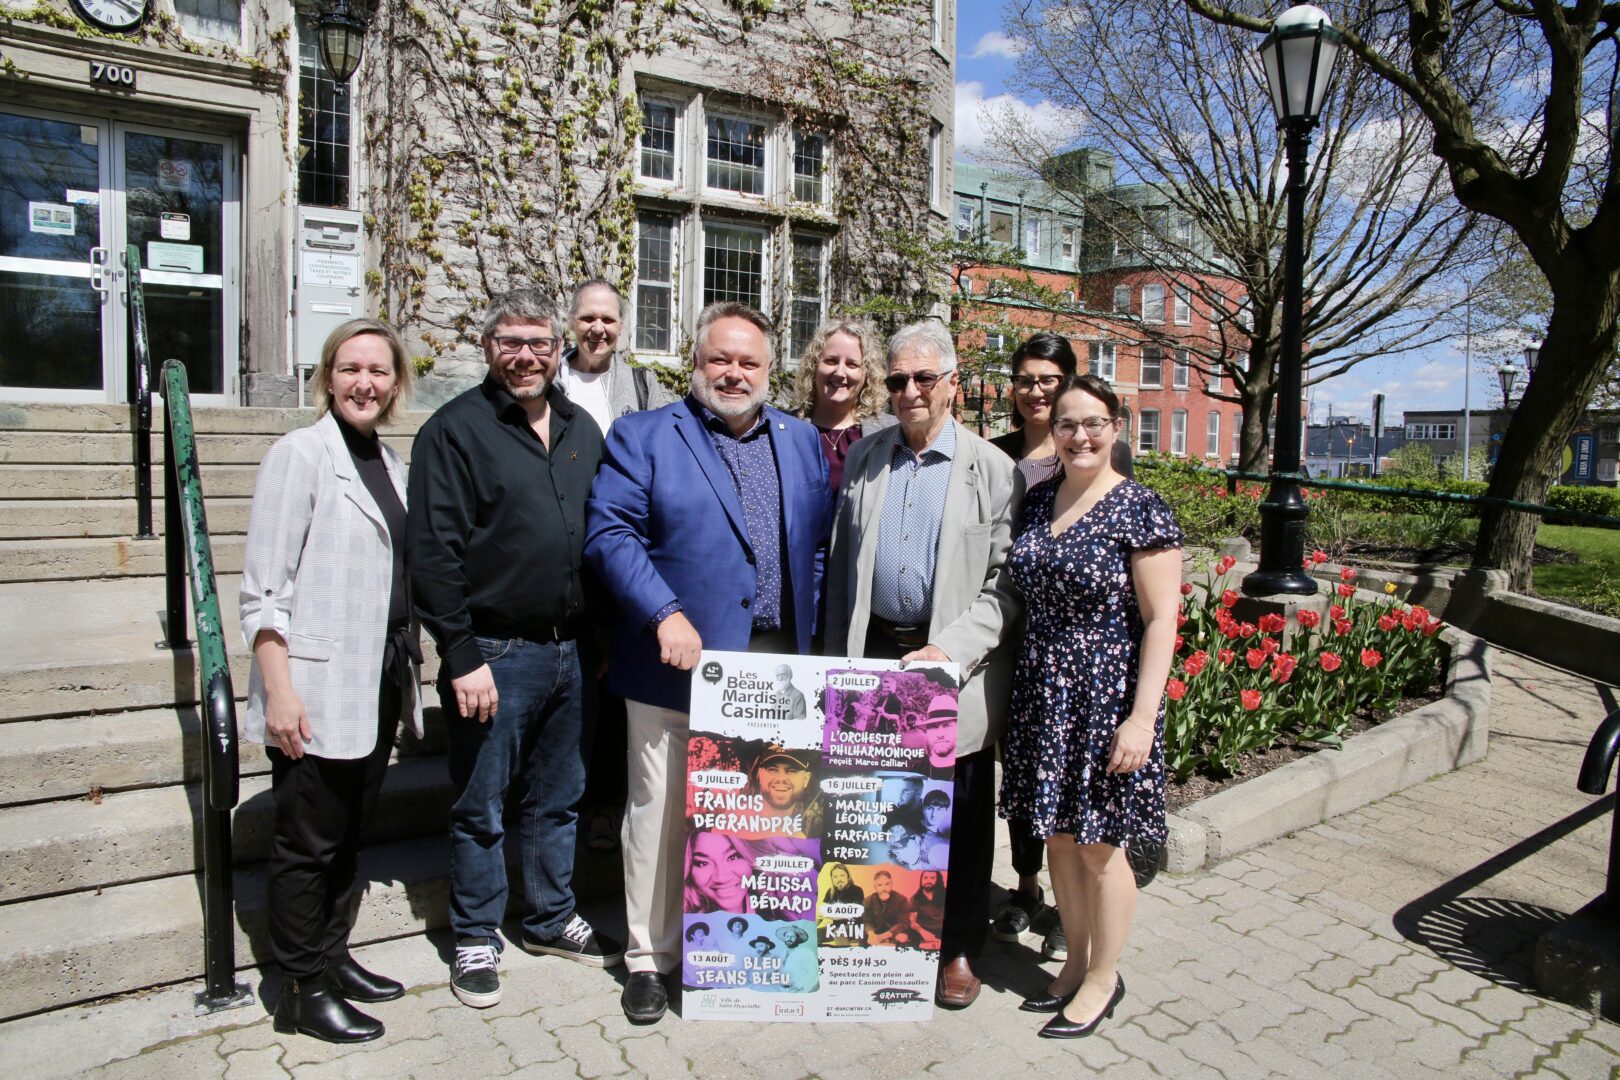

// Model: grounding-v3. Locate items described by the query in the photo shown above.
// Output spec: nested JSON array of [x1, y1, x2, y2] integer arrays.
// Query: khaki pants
[[622, 699, 690, 974]]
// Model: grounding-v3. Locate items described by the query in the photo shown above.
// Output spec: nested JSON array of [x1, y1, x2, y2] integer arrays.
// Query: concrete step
[[0, 830, 624, 1019], [0, 402, 430, 436], [0, 430, 416, 465], [0, 536, 247, 583], [0, 705, 447, 808], [0, 754, 454, 904], [0, 577, 439, 721], [0, 463, 262, 500], [0, 497, 252, 540]]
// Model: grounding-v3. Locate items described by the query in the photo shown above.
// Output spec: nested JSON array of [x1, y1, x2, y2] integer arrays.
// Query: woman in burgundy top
[[794, 319, 895, 495]]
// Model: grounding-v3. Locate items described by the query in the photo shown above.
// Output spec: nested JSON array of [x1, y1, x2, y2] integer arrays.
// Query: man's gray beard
[[691, 371, 766, 422], [501, 370, 549, 400]]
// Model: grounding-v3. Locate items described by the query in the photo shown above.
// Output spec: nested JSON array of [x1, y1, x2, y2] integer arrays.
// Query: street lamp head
[[1523, 341, 1541, 377], [1258, 4, 1344, 125], [1497, 361, 1521, 406], [317, 0, 376, 84]]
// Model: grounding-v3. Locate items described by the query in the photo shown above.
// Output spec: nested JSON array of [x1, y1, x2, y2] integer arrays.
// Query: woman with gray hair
[[241, 317, 423, 1043], [794, 318, 896, 494]]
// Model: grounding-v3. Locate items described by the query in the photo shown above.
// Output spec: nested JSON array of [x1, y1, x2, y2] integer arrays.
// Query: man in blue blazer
[[585, 301, 832, 1024]]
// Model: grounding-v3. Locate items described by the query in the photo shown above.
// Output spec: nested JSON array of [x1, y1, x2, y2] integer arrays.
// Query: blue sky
[[952, 9, 1485, 424]]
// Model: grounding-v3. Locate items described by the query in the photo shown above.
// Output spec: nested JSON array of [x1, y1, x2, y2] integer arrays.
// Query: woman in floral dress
[[999, 374, 1183, 1039]]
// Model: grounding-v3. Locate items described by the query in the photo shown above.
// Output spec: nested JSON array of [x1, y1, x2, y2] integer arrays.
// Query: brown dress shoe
[[936, 956, 981, 1008]]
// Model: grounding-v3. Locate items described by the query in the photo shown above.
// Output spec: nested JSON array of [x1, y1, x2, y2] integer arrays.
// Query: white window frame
[[1172, 349, 1190, 389], [637, 97, 681, 186], [1140, 345, 1163, 388], [1113, 284, 1131, 314], [1174, 284, 1192, 325], [985, 331, 1006, 354], [1142, 283, 1165, 322], [1090, 341, 1116, 381], [955, 198, 978, 242], [788, 231, 828, 361], [700, 218, 770, 312], [1022, 217, 1040, 260], [1207, 410, 1221, 457], [959, 275, 974, 295], [1207, 366, 1221, 393], [632, 209, 679, 356], [1171, 409, 1187, 456], [1138, 409, 1160, 454], [792, 129, 829, 204], [703, 110, 769, 198], [929, 121, 945, 206], [1061, 224, 1076, 266], [1174, 211, 1193, 246], [1233, 422, 1242, 459], [989, 206, 1015, 245]]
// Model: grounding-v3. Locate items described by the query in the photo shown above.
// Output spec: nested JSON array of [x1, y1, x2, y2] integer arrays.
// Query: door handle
[[90, 246, 111, 303]]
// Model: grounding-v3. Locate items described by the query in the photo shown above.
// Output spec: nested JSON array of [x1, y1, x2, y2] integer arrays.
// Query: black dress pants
[[1008, 815, 1046, 878], [265, 666, 403, 980], [862, 626, 995, 960]]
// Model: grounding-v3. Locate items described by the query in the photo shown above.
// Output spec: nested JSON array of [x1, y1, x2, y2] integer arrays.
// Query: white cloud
[[967, 31, 1025, 60], [954, 81, 1079, 157]]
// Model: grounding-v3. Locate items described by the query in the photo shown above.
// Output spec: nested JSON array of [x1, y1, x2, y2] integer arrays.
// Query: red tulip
[[1261, 636, 1280, 656], [1360, 648, 1383, 668], [1238, 621, 1257, 638], [1166, 678, 1187, 701], [1258, 612, 1287, 634], [1337, 583, 1356, 598], [1217, 555, 1236, 574], [1333, 619, 1353, 636], [1270, 654, 1297, 683], [1295, 608, 1321, 629], [1377, 613, 1399, 632], [1184, 650, 1209, 677], [1180, 582, 1194, 596], [1221, 589, 1239, 608], [1240, 688, 1262, 711], [1174, 634, 1185, 652], [1319, 651, 1342, 672], [1423, 617, 1443, 637], [1329, 604, 1345, 621], [1246, 647, 1267, 670], [1340, 566, 1357, 582], [1218, 648, 1235, 665], [1311, 550, 1328, 565]]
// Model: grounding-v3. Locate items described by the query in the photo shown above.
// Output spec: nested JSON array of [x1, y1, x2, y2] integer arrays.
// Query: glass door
[[0, 109, 113, 401], [114, 124, 239, 404], [0, 106, 239, 404]]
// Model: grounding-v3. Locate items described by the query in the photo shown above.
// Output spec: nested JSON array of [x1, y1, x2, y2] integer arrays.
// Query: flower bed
[[1165, 552, 1447, 782]]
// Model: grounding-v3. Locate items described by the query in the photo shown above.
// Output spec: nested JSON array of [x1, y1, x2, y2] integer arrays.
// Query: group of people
[[241, 279, 1181, 1044]]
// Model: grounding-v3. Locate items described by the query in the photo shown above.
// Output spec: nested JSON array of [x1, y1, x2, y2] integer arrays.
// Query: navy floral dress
[[1000, 478, 1183, 848]]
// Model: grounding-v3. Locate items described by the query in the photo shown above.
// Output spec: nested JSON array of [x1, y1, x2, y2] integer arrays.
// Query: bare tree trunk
[[1474, 285, 1620, 590]]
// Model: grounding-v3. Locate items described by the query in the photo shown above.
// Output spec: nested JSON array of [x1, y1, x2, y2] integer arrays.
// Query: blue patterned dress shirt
[[870, 422, 956, 626]]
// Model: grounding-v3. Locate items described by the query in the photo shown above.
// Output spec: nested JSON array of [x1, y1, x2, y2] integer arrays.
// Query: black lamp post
[[1243, 4, 1342, 597], [316, 0, 376, 83], [1523, 341, 1541, 381], [1497, 361, 1522, 409]]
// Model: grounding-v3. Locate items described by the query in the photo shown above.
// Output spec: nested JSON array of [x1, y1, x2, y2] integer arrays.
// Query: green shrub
[[1545, 485, 1620, 522], [1135, 457, 1262, 547]]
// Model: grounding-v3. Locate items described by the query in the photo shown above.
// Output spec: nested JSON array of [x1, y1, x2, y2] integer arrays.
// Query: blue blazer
[[585, 397, 833, 712]]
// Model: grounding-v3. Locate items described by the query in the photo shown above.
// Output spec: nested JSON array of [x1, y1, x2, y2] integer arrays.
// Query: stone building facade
[[0, 0, 955, 408]]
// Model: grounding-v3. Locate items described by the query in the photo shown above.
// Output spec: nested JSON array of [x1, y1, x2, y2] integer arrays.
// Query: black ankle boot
[[274, 975, 385, 1043], [329, 956, 405, 1002]]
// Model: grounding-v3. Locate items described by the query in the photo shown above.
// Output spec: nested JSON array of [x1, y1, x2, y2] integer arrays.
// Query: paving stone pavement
[[5, 646, 1618, 1079]]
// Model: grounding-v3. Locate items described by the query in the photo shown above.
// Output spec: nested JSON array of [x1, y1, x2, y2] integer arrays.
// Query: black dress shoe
[[1038, 975, 1126, 1039], [274, 976, 385, 1043], [329, 956, 405, 1003], [621, 971, 668, 1024], [1019, 985, 1077, 1013]]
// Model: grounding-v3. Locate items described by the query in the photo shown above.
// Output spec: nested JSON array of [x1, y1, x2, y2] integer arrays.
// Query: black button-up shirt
[[407, 378, 604, 680]]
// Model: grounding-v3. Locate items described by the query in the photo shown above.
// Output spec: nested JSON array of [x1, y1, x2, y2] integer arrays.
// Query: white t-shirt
[[560, 364, 614, 435]]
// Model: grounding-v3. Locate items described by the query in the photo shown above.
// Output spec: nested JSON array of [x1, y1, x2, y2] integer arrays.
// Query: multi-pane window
[[1172, 349, 1190, 389], [1174, 284, 1192, 325], [955, 199, 977, 241], [1089, 341, 1116, 381], [1113, 284, 1132, 313], [1174, 212, 1193, 246], [1061, 226, 1076, 265], [1143, 283, 1165, 322], [929, 122, 944, 203], [639, 101, 678, 181], [1207, 366, 1221, 393], [989, 208, 1014, 244], [985, 332, 1006, 354], [1233, 423, 1242, 459], [175, 0, 240, 43], [705, 115, 766, 194], [793, 132, 826, 202], [1207, 410, 1221, 457], [1023, 218, 1040, 260], [1171, 410, 1187, 456], [1405, 423, 1458, 440], [296, 16, 352, 207], [1140, 346, 1163, 387], [634, 211, 676, 352], [703, 222, 766, 308], [789, 234, 825, 360], [1138, 409, 1160, 454]]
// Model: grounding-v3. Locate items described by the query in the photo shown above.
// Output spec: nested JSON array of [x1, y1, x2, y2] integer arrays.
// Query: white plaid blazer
[[240, 412, 424, 759]]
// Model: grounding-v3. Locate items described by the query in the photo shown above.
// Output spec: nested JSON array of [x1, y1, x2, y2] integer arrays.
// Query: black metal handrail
[[1577, 708, 1620, 919], [129, 247, 250, 1012], [127, 245, 155, 540], [1136, 458, 1620, 531]]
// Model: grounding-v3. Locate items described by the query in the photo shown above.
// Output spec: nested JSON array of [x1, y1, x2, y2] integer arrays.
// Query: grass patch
[[1533, 524, 1620, 618]]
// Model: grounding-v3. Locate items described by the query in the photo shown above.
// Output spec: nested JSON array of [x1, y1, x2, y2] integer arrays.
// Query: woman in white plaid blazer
[[239, 319, 422, 1045]]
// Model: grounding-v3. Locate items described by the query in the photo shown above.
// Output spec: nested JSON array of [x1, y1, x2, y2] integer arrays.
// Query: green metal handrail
[[1135, 458, 1620, 530], [128, 246, 250, 1012]]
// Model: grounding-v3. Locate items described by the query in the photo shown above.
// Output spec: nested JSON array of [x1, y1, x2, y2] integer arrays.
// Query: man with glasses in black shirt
[[408, 288, 623, 1010]]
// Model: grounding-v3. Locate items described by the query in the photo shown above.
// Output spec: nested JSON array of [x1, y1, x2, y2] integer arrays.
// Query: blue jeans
[[443, 636, 589, 945]]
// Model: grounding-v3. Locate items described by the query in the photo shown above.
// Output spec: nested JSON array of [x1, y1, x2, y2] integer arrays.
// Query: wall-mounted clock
[[69, 0, 150, 33]]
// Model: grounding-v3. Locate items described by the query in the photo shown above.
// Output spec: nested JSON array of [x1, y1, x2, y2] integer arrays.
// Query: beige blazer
[[824, 419, 1023, 756], [240, 412, 424, 759]]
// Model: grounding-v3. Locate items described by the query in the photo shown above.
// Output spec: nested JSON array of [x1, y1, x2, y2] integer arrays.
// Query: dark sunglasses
[[884, 370, 947, 393]]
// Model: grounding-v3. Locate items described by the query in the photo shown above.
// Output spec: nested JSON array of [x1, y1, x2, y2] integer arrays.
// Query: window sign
[[28, 202, 75, 235], [147, 241, 205, 273]]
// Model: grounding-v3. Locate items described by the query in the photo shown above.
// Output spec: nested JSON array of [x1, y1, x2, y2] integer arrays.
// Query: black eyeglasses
[[1052, 417, 1116, 438], [1011, 374, 1063, 393], [884, 370, 947, 393], [492, 335, 560, 356]]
